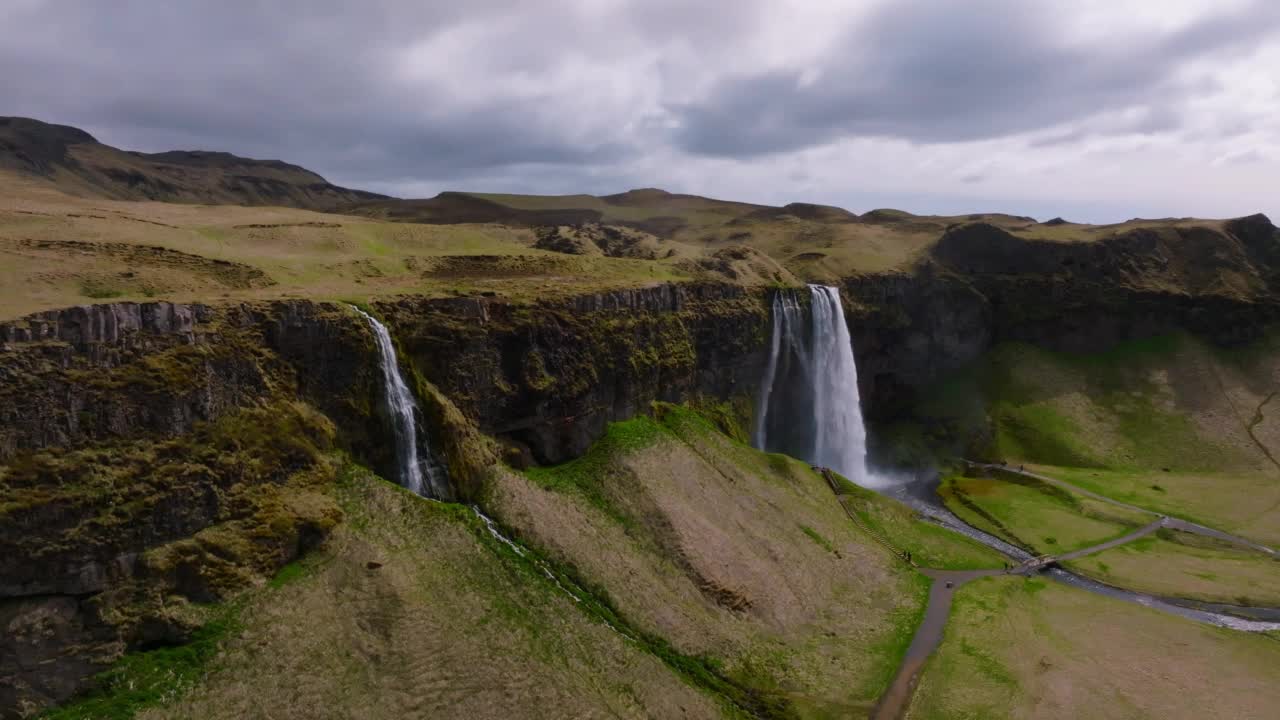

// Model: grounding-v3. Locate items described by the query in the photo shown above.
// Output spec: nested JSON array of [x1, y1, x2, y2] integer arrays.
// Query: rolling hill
[[0, 116, 386, 209]]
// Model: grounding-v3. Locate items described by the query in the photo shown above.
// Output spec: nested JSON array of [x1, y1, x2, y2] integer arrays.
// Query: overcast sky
[[4, 0, 1279, 222]]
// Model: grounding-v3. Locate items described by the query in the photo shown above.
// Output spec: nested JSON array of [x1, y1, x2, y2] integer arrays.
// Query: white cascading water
[[351, 306, 449, 499], [755, 285, 878, 487]]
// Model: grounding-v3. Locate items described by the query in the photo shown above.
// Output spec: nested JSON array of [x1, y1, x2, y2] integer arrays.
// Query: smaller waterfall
[[756, 285, 878, 487], [352, 306, 449, 499]]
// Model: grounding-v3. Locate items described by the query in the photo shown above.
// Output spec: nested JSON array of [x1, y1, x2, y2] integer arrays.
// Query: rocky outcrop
[[844, 265, 992, 420], [0, 301, 388, 462]]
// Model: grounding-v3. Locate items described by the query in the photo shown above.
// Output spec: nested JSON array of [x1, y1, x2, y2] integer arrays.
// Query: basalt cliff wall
[[844, 214, 1280, 423], [376, 282, 769, 466], [0, 284, 772, 716]]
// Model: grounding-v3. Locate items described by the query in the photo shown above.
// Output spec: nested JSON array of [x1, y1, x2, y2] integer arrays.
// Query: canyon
[[2, 118, 1279, 719]]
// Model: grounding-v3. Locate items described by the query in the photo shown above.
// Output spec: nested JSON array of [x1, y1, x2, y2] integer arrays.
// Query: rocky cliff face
[[377, 283, 771, 470], [0, 283, 772, 715], [0, 300, 388, 715], [0, 301, 388, 461], [843, 215, 1280, 452]]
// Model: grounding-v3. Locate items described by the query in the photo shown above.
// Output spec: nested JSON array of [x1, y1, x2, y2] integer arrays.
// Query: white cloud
[[1, 0, 1277, 222]]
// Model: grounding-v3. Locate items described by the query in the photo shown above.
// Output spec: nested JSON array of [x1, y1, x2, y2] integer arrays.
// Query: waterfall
[[351, 306, 449, 499], [755, 285, 877, 487]]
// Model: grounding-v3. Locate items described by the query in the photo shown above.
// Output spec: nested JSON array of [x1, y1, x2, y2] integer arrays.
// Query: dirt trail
[[1245, 390, 1280, 473], [870, 568, 1001, 720]]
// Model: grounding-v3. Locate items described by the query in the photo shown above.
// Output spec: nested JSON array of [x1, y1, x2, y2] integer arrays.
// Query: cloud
[[670, 0, 1280, 156], [0, 0, 1277, 222], [0, 0, 652, 183]]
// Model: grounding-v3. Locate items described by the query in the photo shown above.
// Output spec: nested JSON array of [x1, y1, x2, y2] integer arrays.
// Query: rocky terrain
[[3, 118, 1280, 719]]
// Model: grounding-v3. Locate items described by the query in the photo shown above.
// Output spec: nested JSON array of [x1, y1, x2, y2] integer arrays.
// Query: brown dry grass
[[6, 168, 1251, 318], [0, 171, 697, 320], [142, 468, 722, 720], [908, 575, 1280, 720], [489, 415, 926, 717]]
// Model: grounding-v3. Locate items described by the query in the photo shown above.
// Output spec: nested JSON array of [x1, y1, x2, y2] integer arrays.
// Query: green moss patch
[[40, 606, 242, 720], [523, 415, 664, 522], [939, 472, 1148, 555]]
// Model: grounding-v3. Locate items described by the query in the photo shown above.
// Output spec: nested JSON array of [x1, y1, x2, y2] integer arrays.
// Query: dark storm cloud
[[671, 0, 1280, 156], [0, 0, 636, 185]]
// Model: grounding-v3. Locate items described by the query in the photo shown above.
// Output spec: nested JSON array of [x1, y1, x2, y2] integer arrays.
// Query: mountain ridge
[[0, 116, 387, 209]]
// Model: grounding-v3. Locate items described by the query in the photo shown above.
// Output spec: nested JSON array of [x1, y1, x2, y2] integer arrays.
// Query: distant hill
[[4, 115, 1276, 290], [0, 116, 387, 209], [344, 187, 770, 237]]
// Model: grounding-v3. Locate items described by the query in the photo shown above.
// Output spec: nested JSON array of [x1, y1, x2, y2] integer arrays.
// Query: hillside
[[0, 117, 386, 209], [4, 117, 1280, 720], [347, 185, 1277, 282]]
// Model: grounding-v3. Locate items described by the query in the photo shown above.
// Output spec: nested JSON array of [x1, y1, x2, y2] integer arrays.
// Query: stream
[[887, 473, 1280, 632]]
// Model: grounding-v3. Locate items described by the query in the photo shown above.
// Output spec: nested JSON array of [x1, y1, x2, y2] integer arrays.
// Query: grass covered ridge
[[492, 403, 949, 716], [134, 462, 729, 720]]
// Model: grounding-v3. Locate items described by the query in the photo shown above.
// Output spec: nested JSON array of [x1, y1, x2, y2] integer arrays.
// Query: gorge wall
[[0, 284, 772, 715], [376, 283, 770, 469], [845, 215, 1280, 424]]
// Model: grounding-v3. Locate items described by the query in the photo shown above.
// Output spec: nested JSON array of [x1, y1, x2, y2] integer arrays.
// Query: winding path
[[869, 516, 1173, 720]]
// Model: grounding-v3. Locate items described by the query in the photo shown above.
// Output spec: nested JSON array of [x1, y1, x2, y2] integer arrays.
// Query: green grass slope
[[38, 404, 1001, 720], [54, 464, 727, 720], [907, 576, 1280, 720], [1065, 529, 1280, 607], [490, 405, 938, 718], [919, 333, 1280, 545], [938, 472, 1152, 555]]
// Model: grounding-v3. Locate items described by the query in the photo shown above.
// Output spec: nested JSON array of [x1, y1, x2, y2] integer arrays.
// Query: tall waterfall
[[352, 306, 449, 499], [755, 285, 876, 487]]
